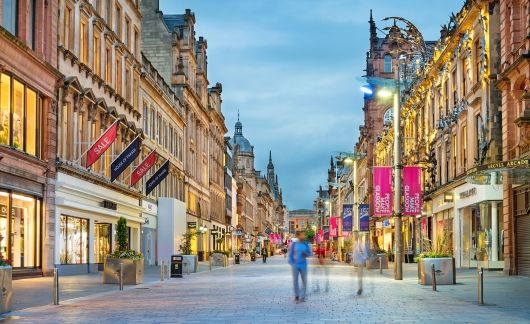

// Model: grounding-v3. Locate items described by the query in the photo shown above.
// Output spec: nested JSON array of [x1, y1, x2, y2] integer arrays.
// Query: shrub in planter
[[417, 235, 455, 285], [365, 247, 389, 269], [103, 217, 144, 285], [180, 230, 198, 273]]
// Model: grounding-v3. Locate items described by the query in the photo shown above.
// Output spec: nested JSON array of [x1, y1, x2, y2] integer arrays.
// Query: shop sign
[[403, 166, 422, 215], [144, 217, 150, 225], [459, 187, 477, 200], [383, 219, 392, 228], [187, 222, 197, 229], [101, 200, 117, 210], [142, 200, 157, 214], [373, 166, 393, 216], [234, 229, 244, 236], [0, 204, 6, 217]]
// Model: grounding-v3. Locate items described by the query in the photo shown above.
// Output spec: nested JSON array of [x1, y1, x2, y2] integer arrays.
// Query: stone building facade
[[0, 0, 61, 276]]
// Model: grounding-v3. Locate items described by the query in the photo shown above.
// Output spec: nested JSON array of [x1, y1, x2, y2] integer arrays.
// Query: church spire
[[235, 111, 242, 136], [267, 150, 274, 170], [369, 9, 378, 53]]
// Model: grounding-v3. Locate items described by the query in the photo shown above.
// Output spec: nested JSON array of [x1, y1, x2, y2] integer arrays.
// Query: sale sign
[[131, 150, 157, 186], [86, 121, 118, 168], [403, 166, 422, 215], [373, 166, 393, 216], [330, 217, 338, 237]]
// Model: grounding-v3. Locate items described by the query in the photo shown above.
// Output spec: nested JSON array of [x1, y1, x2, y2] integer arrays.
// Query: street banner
[[359, 203, 370, 231], [86, 120, 118, 168], [324, 229, 329, 241], [146, 160, 170, 195], [110, 136, 141, 182], [403, 166, 422, 215], [275, 233, 281, 244], [317, 229, 324, 243], [131, 150, 157, 186], [373, 166, 393, 216], [342, 204, 353, 232], [330, 217, 338, 237]]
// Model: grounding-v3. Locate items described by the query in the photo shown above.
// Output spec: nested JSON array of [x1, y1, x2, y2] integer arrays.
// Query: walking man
[[352, 231, 367, 296], [288, 230, 312, 303], [262, 246, 268, 263]]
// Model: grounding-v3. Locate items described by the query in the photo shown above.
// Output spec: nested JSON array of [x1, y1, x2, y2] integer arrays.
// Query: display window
[[0, 190, 41, 268], [59, 215, 88, 264], [95, 223, 112, 263]]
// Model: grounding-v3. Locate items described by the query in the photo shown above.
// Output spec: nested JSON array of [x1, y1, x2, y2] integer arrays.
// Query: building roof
[[232, 118, 253, 154]]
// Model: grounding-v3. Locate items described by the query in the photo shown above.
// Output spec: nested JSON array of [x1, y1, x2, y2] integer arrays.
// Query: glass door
[[95, 223, 111, 263], [461, 208, 471, 268]]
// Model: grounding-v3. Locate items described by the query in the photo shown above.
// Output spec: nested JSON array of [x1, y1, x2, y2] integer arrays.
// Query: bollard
[[167, 260, 171, 279], [477, 267, 484, 305], [119, 263, 124, 291], [209, 254, 212, 271], [53, 267, 59, 305], [379, 256, 383, 274], [431, 263, 437, 291], [160, 260, 164, 281]]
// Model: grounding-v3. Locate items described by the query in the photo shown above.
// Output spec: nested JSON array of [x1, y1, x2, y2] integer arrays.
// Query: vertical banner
[[373, 166, 393, 216], [86, 120, 119, 168], [403, 166, 422, 215], [359, 204, 370, 232], [317, 229, 324, 243], [110, 136, 141, 182], [330, 217, 338, 237], [131, 150, 157, 186], [324, 229, 329, 241], [146, 160, 170, 195], [342, 204, 353, 233]]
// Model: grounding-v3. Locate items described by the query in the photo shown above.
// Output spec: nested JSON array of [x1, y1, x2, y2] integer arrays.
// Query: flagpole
[[74, 119, 120, 165]]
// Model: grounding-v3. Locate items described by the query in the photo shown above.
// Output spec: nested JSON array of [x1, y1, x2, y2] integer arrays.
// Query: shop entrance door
[[95, 223, 112, 270], [461, 209, 471, 268]]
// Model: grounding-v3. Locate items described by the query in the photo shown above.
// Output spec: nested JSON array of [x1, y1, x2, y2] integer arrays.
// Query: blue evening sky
[[160, 0, 461, 210]]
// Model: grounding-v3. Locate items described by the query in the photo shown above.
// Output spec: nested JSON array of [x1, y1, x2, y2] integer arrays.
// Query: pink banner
[[317, 229, 324, 243], [330, 217, 338, 237], [275, 234, 281, 244], [403, 166, 422, 215], [373, 166, 393, 216]]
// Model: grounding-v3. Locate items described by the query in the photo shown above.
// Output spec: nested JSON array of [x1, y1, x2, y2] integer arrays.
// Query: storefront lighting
[[444, 191, 454, 203], [12, 193, 34, 202]]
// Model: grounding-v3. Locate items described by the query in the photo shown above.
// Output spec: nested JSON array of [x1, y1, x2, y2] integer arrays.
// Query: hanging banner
[[359, 203, 370, 232], [342, 204, 353, 232], [131, 150, 157, 186], [110, 136, 141, 182], [403, 166, 422, 215], [86, 120, 119, 168], [323, 229, 329, 241], [317, 229, 324, 243], [146, 160, 170, 195], [330, 217, 338, 237], [373, 166, 393, 216]]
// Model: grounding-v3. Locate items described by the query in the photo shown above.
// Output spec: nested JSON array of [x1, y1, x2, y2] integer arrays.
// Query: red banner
[[317, 229, 324, 243], [330, 217, 338, 237], [131, 150, 156, 186], [373, 166, 393, 216], [86, 121, 118, 168], [403, 166, 422, 215]]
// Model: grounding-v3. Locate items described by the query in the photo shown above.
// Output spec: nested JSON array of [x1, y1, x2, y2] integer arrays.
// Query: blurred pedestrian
[[313, 244, 329, 293], [262, 246, 267, 263], [288, 231, 312, 303], [352, 231, 367, 296]]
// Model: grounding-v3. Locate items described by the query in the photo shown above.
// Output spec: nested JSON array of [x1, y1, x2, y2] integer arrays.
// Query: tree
[[116, 217, 128, 252], [305, 225, 315, 242]]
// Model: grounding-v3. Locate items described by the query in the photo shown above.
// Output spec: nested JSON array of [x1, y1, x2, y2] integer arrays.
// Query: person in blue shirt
[[288, 230, 312, 303]]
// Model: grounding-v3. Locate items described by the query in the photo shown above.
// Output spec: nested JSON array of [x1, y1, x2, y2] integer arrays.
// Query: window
[[93, 33, 101, 76], [80, 21, 89, 64], [157, 113, 161, 144], [1, 0, 18, 35], [474, 39, 481, 84], [26, 88, 37, 156], [133, 28, 139, 57], [383, 108, 392, 125], [133, 77, 138, 110], [12, 79, 25, 150], [384, 54, 392, 73], [28, 0, 36, 49], [452, 134, 457, 178], [115, 55, 122, 94], [149, 108, 155, 138], [461, 125, 467, 171], [143, 103, 149, 135], [476, 115, 482, 161], [105, 0, 111, 24], [169, 126, 174, 154], [461, 58, 467, 97], [93, 0, 100, 15], [115, 5, 121, 38], [63, 5, 73, 50], [444, 81, 449, 116], [105, 45, 112, 83], [125, 67, 131, 101], [60, 215, 88, 264], [452, 69, 457, 106], [125, 17, 130, 48]]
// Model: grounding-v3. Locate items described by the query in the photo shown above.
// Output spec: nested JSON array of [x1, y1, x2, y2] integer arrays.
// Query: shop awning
[[465, 158, 530, 185]]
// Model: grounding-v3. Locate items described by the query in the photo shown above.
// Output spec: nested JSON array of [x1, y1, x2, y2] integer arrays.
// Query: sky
[[160, 0, 462, 210]]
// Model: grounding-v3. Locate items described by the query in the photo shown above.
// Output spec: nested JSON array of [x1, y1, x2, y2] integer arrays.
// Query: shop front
[[141, 200, 157, 266], [431, 191, 455, 257], [455, 181, 503, 269], [55, 171, 143, 275]]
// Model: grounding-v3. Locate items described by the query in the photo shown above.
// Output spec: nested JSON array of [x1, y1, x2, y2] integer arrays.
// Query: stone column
[[491, 201, 499, 262], [88, 218, 95, 271]]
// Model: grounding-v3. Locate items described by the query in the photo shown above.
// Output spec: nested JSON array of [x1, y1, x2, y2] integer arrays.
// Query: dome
[[232, 119, 253, 154]]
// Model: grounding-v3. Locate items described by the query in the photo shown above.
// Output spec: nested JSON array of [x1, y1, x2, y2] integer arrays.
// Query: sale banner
[[330, 217, 338, 237], [403, 166, 422, 215], [86, 120, 118, 168], [131, 150, 157, 186], [373, 166, 393, 216]]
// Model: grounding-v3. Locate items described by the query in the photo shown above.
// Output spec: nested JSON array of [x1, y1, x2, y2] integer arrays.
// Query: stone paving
[[3, 256, 530, 323]]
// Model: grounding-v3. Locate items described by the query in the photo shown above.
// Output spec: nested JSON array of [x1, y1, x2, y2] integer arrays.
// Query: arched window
[[384, 54, 393, 73], [383, 108, 393, 125]]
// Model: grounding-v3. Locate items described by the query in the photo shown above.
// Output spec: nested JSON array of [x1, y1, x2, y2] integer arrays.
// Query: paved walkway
[[3, 256, 530, 323]]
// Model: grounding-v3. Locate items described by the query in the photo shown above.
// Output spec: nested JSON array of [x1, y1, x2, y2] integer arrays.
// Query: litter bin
[[234, 253, 240, 264], [250, 252, 256, 262], [171, 255, 183, 278]]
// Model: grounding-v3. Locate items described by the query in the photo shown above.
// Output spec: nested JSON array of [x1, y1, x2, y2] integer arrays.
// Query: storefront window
[[0, 73, 42, 156], [60, 216, 88, 264], [0, 191, 41, 268], [95, 223, 111, 263]]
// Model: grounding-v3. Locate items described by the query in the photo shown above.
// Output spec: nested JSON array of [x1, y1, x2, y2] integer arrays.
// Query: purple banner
[[342, 204, 353, 232], [359, 204, 370, 232]]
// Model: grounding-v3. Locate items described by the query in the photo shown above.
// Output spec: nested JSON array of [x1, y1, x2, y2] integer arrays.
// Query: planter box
[[103, 258, 144, 285], [211, 253, 226, 266], [0, 266, 12, 314], [366, 254, 389, 270], [182, 255, 197, 273], [418, 257, 455, 285]]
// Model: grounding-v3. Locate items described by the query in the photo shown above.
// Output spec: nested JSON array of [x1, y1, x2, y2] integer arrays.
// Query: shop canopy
[[465, 158, 530, 185]]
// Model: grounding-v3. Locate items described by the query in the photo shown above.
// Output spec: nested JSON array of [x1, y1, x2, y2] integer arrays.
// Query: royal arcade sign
[[466, 158, 530, 185]]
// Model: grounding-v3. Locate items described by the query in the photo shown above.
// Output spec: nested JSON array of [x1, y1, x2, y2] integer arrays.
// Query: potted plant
[[180, 230, 197, 273], [103, 217, 144, 285], [0, 235, 12, 314], [417, 234, 455, 285], [365, 247, 389, 270]]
